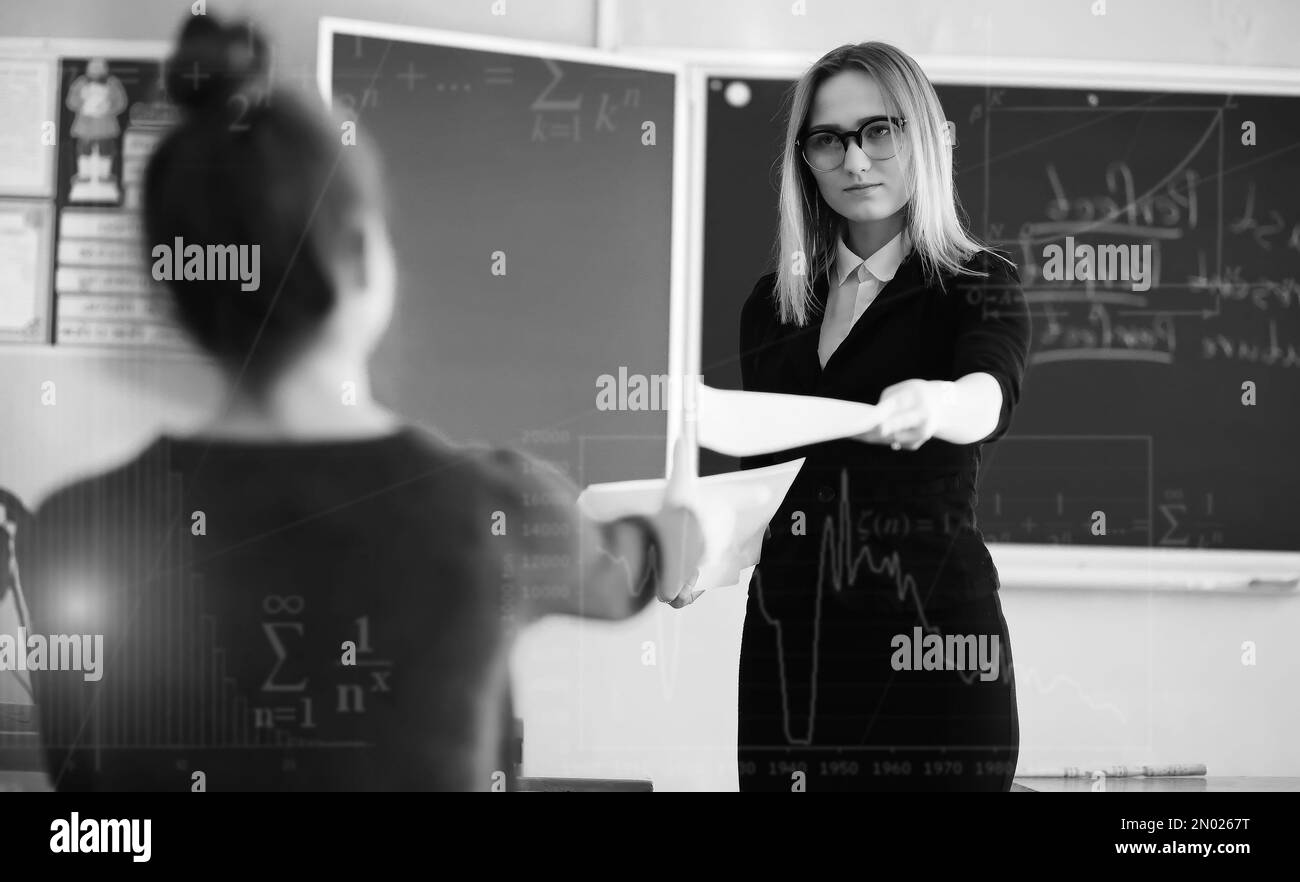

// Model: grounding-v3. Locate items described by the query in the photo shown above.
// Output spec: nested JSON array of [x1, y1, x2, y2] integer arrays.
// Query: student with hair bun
[[22, 14, 709, 792]]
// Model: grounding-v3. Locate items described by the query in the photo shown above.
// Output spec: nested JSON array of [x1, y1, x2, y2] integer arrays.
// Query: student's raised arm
[[474, 444, 704, 624]]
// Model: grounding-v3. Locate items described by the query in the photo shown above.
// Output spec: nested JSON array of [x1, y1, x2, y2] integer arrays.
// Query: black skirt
[[737, 578, 1019, 792]]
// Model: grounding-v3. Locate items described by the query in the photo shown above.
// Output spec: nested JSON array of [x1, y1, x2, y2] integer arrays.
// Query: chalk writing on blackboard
[[484, 65, 513, 86], [529, 60, 647, 143]]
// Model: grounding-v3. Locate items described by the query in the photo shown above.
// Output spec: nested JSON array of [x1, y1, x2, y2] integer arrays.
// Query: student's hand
[[857, 379, 956, 451], [651, 506, 706, 608], [651, 437, 708, 608]]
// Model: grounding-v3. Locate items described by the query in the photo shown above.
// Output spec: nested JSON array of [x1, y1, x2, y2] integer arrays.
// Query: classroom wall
[[614, 0, 1300, 69], [0, 0, 597, 72], [512, 571, 1300, 789], [2, 0, 1296, 788]]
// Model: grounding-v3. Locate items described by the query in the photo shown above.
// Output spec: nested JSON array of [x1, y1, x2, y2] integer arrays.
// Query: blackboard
[[700, 75, 1300, 552], [326, 24, 681, 485]]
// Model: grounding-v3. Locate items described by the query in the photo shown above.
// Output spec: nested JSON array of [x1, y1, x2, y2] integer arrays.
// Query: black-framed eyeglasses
[[796, 116, 907, 171]]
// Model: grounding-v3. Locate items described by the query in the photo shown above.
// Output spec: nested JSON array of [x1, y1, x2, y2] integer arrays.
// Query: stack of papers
[[577, 458, 804, 591], [577, 384, 885, 592], [696, 385, 884, 457]]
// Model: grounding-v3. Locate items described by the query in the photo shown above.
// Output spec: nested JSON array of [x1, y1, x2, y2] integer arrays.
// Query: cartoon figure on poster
[[65, 57, 129, 203]]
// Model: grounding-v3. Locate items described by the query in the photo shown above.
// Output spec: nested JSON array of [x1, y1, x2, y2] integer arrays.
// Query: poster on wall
[[0, 200, 53, 342], [52, 56, 187, 348], [0, 57, 56, 198], [0, 57, 57, 343]]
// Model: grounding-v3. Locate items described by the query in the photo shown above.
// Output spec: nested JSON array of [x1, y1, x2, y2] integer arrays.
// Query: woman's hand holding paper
[[856, 379, 954, 451]]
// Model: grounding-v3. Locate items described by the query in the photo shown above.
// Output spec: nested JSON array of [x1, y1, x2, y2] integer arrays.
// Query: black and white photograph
[[0, 0, 1294, 863]]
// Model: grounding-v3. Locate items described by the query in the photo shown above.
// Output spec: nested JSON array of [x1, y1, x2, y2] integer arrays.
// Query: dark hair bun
[[166, 15, 269, 115]]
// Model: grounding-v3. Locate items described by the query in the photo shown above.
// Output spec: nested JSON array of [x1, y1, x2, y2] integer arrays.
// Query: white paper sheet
[[697, 385, 884, 457], [0, 201, 53, 341], [577, 457, 804, 591], [0, 58, 56, 197]]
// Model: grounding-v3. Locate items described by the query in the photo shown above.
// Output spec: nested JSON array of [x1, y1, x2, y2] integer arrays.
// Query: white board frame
[[622, 48, 1300, 95], [317, 17, 693, 479], [680, 55, 1300, 586]]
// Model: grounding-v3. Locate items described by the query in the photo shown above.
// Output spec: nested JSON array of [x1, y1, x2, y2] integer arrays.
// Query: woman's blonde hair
[[773, 42, 993, 325]]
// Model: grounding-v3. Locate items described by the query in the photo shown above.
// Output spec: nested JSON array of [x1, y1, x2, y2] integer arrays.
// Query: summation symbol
[[528, 61, 644, 142], [255, 594, 317, 731], [261, 594, 306, 692]]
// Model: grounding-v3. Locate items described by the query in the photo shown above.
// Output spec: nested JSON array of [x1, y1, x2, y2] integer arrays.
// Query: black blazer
[[738, 247, 1031, 612]]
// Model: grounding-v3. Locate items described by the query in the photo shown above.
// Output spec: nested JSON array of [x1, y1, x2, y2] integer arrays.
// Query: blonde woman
[[730, 43, 1030, 791]]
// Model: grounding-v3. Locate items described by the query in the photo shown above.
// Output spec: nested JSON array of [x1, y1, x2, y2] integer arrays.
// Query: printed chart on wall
[[0, 47, 186, 349], [53, 55, 184, 348], [0, 57, 56, 342], [699, 75, 1300, 552]]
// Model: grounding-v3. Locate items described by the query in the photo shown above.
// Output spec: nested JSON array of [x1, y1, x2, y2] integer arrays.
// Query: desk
[[6, 772, 1298, 792], [516, 777, 652, 792], [1012, 777, 1300, 792], [0, 770, 47, 792], [1, 771, 653, 792]]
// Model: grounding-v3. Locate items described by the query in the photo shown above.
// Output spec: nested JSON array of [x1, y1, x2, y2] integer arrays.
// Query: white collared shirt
[[818, 230, 909, 367]]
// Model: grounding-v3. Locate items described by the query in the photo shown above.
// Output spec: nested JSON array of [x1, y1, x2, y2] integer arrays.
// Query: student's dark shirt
[[21, 426, 654, 791], [738, 248, 1031, 612]]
